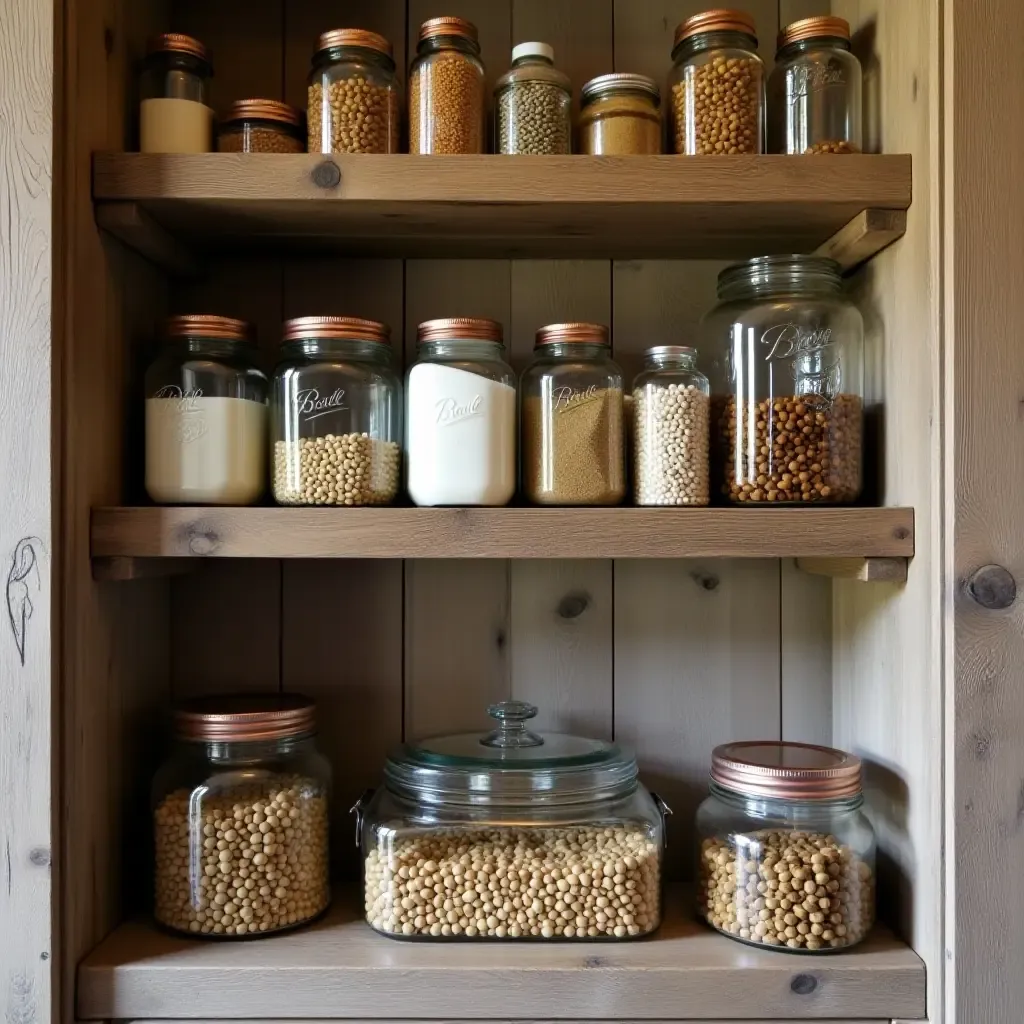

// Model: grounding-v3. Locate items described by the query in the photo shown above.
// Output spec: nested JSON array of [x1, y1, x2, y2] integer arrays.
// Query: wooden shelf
[[92, 153, 911, 269]]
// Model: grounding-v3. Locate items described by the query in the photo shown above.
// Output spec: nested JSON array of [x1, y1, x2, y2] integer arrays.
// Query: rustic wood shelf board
[[92, 153, 911, 263]]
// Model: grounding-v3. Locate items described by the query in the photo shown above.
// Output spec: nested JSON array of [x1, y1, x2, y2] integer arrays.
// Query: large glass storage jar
[[357, 701, 667, 940], [405, 318, 516, 506], [669, 10, 764, 155], [271, 317, 401, 506], [703, 255, 864, 504], [410, 17, 485, 154], [218, 99, 305, 153], [139, 33, 214, 153], [521, 323, 625, 506], [769, 17, 862, 155], [696, 741, 875, 952], [152, 695, 331, 938], [495, 42, 571, 154], [145, 315, 267, 505], [579, 74, 662, 155], [308, 29, 400, 154]]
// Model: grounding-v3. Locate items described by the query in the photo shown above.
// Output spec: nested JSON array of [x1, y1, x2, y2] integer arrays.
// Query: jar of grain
[[410, 17, 485, 154], [218, 99, 305, 153], [139, 33, 213, 153], [769, 17, 862, 155], [696, 741, 875, 952], [669, 10, 764, 155], [521, 323, 625, 506], [271, 317, 401, 506], [702, 254, 865, 504], [495, 42, 571, 154], [145, 316, 268, 505], [308, 29, 400, 154], [152, 694, 331, 938], [579, 74, 662, 155], [358, 700, 668, 941]]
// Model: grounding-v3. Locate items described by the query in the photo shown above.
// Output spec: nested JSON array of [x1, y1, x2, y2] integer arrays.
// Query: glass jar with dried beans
[[139, 33, 213, 153], [696, 741, 875, 952], [495, 42, 571, 154], [703, 255, 865, 504], [579, 74, 662, 155], [218, 100, 305, 153]]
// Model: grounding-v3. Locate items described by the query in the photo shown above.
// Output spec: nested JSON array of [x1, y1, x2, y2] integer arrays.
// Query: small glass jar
[[633, 346, 710, 507], [152, 695, 331, 938], [495, 42, 571, 154], [696, 741, 876, 952], [703, 255, 864, 504], [356, 701, 668, 940], [218, 99, 305, 153], [521, 323, 625, 506], [145, 315, 267, 505], [769, 17, 862, 155], [579, 74, 662, 155], [405, 318, 516, 507], [271, 317, 401, 506], [669, 10, 764, 155], [139, 33, 214, 153], [410, 17, 485, 154], [308, 29, 400, 154]]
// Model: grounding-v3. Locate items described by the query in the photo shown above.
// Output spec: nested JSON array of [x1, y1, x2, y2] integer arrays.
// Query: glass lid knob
[[480, 701, 543, 748]]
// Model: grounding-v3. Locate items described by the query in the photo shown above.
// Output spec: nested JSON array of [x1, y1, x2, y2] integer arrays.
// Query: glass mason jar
[[769, 17, 863, 155], [405, 318, 516, 506], [356, 701, 668, 940], [410, 17, 485, 154], [139, 33, 214, 153], [218, 99, 305, 153], [495, 42, 571, 154], [152, 695, 331, 938], [145, 315, 268, 505], [579, 74, 662, 155], [696, 741, 876, 952], [271, 317, 401, 507], [669, 11, 764, 155], [521, 323, 625, 506], [308, 29, 400, 154], [633, 346, 711, 507], [703, 255, 864, 504]]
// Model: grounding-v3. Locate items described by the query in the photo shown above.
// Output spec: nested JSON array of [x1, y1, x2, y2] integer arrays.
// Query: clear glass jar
[[356, 701, 668, 940], [769, 17, 862, 155], [152, 695, 331, 938], [405, 318, 516, 507], [218, 99, 305, 153], [521, 323, 625, 506], [579, 74, 662, 155], [633, 346, 710, 507], [145, 315, 268, 505], [410, 17, 485, 154], [271, 317, 401, 507], [696, 741, 876, 952], [669, 11, 764, 155], [495, 42, 571, 154], [703, 255, 864, 504], [139, 33, 214, 153], [308, 29, 400, 154]]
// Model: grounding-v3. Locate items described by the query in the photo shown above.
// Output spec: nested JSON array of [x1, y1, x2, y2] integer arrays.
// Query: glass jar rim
[[418, 317, 503, 344], [173, 694, 317, 744], [146, 32, 211, 66], [645, 344, 698, 362], [282, 316, 391, 345], [314, 28, 393, 60], [673, 9, 757, 49], [221, 99, 304, 128], [777, 15, 851, 50], [717, 254, 843, 299], [164, 314, 254, 343], [711, 740, 862, 801], [418, 16, 479, 45], [535, 322, 610, 347], [581, 73, 660, 106]]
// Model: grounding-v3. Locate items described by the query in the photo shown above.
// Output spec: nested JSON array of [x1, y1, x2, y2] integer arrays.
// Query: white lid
[[512, 41, 554, 63]]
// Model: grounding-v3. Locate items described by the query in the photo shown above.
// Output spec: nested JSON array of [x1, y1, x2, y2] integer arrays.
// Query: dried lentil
[[273, 432, 399, 506], [308, 77, 399, 154], [634, 384, 710, 506], [671, 55, 762, 154], [410, 53, 484, 154]]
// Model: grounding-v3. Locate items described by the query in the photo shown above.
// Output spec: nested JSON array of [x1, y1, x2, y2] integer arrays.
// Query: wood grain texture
[[816, 209, 908, 272], [798, 556, 909, 583], [782, 559, 833, 745]]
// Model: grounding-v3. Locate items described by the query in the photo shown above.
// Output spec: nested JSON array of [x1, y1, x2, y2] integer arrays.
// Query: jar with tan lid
[[696, 741, 875, 952], [218, 100, 305, 153], [139, 33, 214, 153], [579, 74, 662, 155], [152, 695, 331, 938]]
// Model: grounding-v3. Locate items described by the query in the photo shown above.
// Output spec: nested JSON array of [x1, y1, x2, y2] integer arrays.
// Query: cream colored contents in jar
[[140, 97, 214, 153]]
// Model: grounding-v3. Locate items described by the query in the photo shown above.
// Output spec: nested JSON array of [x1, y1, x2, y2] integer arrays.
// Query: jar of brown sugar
[[579, 74, 662, 155], [218, 100, 305, 153]]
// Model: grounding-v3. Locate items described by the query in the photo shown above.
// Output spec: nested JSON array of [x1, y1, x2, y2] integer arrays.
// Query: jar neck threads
[[645, 347, 698, 370], [283, 337, 391, 362], [418, 34, 481, 57], [776, 35, 852, 60], [167, 336, 251, 358], [202, 734, 316, 764], [672, 29, 758, 61], [717, 255, 843, 301], [418, 339, 505, 361], [709, 781, 864, 820], [535, 342, 610, 360], [312, 44, 396, 73]]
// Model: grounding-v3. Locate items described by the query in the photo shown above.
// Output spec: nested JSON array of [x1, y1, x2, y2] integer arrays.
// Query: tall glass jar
[[703, 255, 864, 504], [769, 17, 862, 155], [139, 33, 214, 153], [579, 74, 662, 155], [356, 701, 668, 940], [633, 346, 710, 507], [145, 315, 267, 506], [405, 318, 516, 506], [218, 99, 305, 153], [696, 741, 876, 952], [521, 323, 625, 506], [308, 29, 400, 154], [669, 11, 764, 155], [152, 695, 331, 938], [495, 42, 571, 154], [271, 317, 401, 506], [409, 17, 485, 154]]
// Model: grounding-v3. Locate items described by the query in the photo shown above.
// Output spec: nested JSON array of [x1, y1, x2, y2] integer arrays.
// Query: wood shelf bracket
[[815, 208, 908, 273], [95, 202, 202, 278], [796, 556, 909, 584]]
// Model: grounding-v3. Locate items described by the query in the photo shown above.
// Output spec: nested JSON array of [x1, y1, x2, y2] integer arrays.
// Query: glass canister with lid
[[696, 741, 875, 952], [218, 99, 305, 153], [356, 701, 667, 940], [139, 33, 214, 153], [152, 694, 331, 938], [579, 74, 662, 155], [495, 42, 572, 154]]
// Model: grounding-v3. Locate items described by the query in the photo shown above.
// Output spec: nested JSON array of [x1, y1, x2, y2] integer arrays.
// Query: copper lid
[[147, 32, 210, 63], [164, 315, 253, 342], [283, 315, 391, 344], [711, 741, 862, 801], [315, 28, 393, 58], [536, 322, 610, 347], [417, 317, 503, 344], [778, 15, 851, 48], [419, 16, 478, 44], [221, 99, 303, 127], [173, 694, 317, 743], [674, 10, 758, 48]]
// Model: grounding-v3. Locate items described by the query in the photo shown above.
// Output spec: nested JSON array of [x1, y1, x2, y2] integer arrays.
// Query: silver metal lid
[[581, 72, 660, 105], [646, 345, 698, 360]]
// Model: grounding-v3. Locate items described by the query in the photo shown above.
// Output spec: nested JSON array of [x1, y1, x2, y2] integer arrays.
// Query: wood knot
[[311, 161, 342, 189], [893, 525, 910, 540], [187, 530, 219, 557], [790, 973, 818, 995], [557, 593, 589, 619], [690, 571, 720, 591], [967, 564, 1017, 610], [29, 847, 50, 867], [583, 956, 607, 968]]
